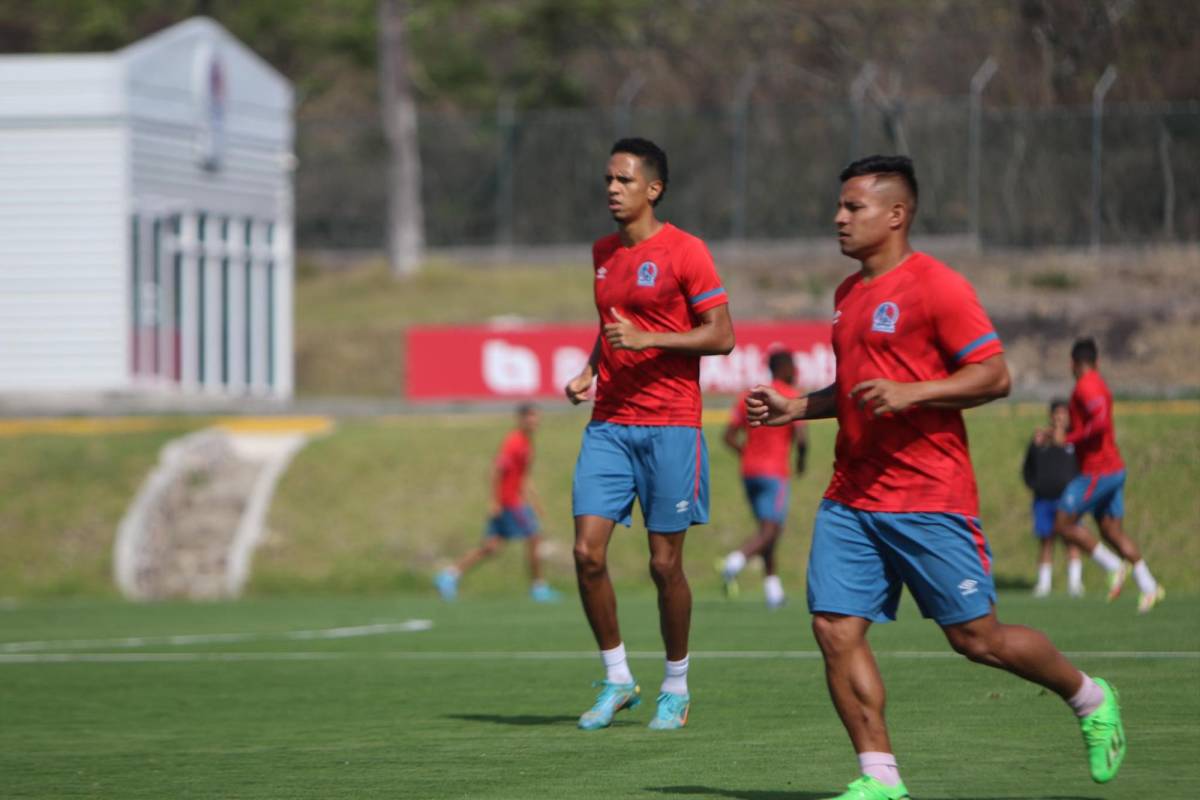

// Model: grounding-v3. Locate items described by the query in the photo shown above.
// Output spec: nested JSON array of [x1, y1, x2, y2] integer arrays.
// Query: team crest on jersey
[[637, 261, 658, 287], [871, 301, 899, 334]]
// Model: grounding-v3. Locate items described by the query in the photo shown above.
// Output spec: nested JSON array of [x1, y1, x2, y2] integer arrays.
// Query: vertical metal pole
[[968, 57, 998, 247], [849, 63, 877, 163], [614, 74, 645, 138], [731, 65, 758, 241], [1090, 66, 1117, 253], [496, 94, 516, 248]]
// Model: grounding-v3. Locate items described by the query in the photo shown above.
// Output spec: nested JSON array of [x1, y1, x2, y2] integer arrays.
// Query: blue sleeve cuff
[[954, 331, 999, 362], [689, 287, 726, 305]]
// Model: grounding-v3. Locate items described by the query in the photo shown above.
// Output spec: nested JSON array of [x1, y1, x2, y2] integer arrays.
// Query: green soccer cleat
[[577, 680, 640, 730], [1106, 562, 1128, 602], [1079, 677, 1126, 783], [1137, 585, 1165, 614], [715, 558, 740, 599], [647, 692, 690, 730], [823, 775, 910, 800]]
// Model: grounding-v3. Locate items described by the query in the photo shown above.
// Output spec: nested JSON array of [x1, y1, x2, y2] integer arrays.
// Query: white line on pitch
[[0, 619, 433, 653]]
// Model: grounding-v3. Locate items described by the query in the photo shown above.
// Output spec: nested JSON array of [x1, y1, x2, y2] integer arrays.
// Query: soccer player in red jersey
[[746, 156, 1125, 798], [564, 137, 734, 731], [434, 404, 560, 603], [719, 349, 807, 608], [1051, 338, 1164, 612]]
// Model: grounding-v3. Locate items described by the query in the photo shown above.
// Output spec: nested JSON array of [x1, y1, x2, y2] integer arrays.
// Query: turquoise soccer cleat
[[823, 776, 910, 800], [530, 583, 561, 603], [1079, 677, 1126, 783], [578, 680, 640, 730], [433, 569, 458, 601], [647, 692, 690, 730]]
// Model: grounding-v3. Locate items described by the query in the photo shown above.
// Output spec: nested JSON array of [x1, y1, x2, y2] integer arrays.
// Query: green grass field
[[2, 592, 1197, 799]]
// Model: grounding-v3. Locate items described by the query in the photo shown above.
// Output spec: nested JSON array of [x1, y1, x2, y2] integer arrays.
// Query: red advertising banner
[[406, 320, 833, 401]]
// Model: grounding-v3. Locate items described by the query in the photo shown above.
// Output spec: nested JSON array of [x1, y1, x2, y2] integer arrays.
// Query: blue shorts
[[1032, 498, 1058, 539], [572, 421, 709, 532], [807, 500, 996, 626], [486, 505, 539, 540], [743, 476, 789, 523], [1057, 470, 1125, 520]]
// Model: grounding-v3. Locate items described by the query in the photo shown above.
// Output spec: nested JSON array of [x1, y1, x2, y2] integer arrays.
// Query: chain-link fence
[[295, 99, 1200, 251]]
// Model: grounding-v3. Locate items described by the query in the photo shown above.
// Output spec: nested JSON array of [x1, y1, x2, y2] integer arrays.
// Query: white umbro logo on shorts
[[958, 579, 979, 596], [675, 500, 689, 513]]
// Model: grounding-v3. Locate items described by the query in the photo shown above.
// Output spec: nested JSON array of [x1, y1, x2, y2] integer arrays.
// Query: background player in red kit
[[434, 404, 560, 603], [746, 156, 1126, 799], [1051, 337, 1165, 612], [564, 137, 734, 731], [719, 349, 807, 608]]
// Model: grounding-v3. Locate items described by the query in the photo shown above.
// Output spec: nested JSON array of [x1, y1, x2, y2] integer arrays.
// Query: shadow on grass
[[444, 713, 579, 727], [645, 788, 1101, 800], [643, 787, 828, 799]]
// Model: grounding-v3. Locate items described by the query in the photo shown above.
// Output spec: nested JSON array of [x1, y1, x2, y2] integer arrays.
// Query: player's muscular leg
[[1097, 516, 1142, 563], [812, 613, 892, 754], [456, 536, 503, 573], [526, 535, 543, 582], [574, 515, 621, 650], [1053, 510, 1099, 553], [941, 608, 1083, 698], [742, 520, 783, 561], [648, 530, 691, 661]]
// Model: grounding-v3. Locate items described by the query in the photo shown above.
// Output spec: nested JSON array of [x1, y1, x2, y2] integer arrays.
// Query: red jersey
[[730, 379, 804, 479], [494, 429, 532, 509], [591, 223, 728, 427], [824, 252, 1004, 516], [1066, 369, 1124, 474]]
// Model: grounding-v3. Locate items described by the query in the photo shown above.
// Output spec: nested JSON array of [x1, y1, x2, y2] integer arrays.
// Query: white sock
[[763, 575, 785, 604], [858, 751, 901, 787], [601, 643, 634, 685], [723, 551, 747, 578], [1068, 558, 1083, 591], [1067, 672, 1105, 717], [660, 655, 689, 696], [1132, 559, 1158, 594], [1035, 563, 1052, 590], [1090, 543, 1122, 573]]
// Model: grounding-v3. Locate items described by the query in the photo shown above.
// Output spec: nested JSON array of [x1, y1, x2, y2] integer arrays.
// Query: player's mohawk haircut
[[611, 137, 669, 206], [840, 154, 919, 207]]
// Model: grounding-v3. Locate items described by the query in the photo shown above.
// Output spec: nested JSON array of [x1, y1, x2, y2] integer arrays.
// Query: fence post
[[968, 57, 998, 248], [1090, 65, 1117, 253], [849, 63, 877, 163], [614, 74, 645, 138], [730, 65, 759, 242], [495, 94, 516, 249]]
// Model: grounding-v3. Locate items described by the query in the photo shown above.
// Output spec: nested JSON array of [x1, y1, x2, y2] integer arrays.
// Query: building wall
[[0, 124, 129, 391]]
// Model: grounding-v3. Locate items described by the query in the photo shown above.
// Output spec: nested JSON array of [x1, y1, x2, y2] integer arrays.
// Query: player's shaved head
[[840, 155, 919, 220]]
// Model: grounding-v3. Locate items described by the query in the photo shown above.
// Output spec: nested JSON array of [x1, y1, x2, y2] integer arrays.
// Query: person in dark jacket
[[1023, 400, 1084, 597]]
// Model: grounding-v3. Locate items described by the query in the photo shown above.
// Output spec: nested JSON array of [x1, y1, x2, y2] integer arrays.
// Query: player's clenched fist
[[564, 369, 594, 405], [745, 384, 796, 427]]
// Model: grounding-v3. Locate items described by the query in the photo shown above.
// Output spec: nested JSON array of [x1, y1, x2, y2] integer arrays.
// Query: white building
[[0, 17, 294, 400]]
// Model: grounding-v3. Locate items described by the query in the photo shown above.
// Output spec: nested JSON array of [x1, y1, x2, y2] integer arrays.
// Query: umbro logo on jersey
[[958, 579, 979, 596], [596, 267, 608, 280], [871, 301, 899, 334], [832, 310, 842, 325], [637, 261, 659, 287], [675, 500, 689, 513]]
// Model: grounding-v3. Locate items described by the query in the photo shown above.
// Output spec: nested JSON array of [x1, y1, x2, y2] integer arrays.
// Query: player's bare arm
[[722, 420, 745, 455], [565, 334, 603, 404], [603, 305, 734, 355], [851, 353, 1011, 416], [747, 383, 837, 426]]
